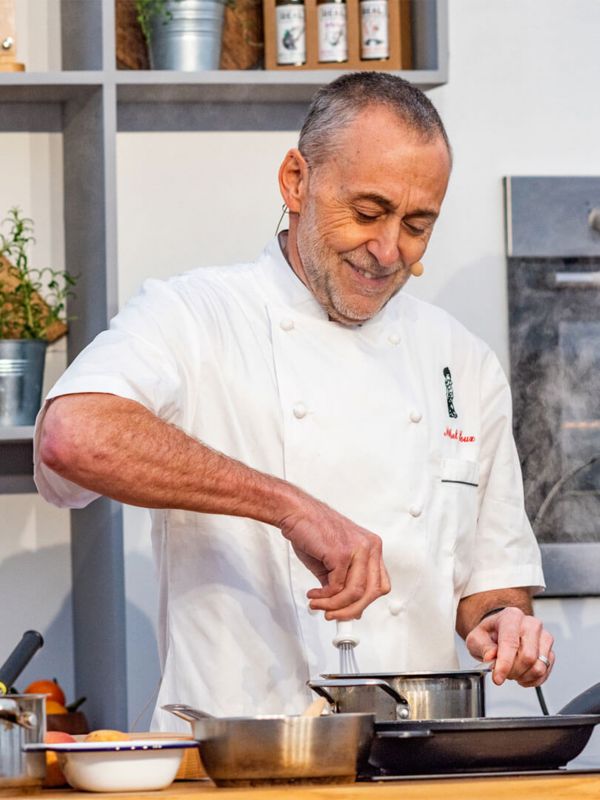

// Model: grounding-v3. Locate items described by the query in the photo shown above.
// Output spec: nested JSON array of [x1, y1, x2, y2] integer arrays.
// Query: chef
[[34, 72, 553, 729]]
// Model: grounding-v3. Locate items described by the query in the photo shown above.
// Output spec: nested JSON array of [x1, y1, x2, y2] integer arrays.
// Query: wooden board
[[263, 0, 411, 71]]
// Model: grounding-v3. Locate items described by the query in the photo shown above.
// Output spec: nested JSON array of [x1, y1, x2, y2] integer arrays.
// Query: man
[[35, 73, 553, 729]]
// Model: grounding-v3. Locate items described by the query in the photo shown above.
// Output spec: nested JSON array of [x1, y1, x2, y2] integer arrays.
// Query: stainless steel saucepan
[[0, 631, 45, 793], [163, 703, 374, 786], [308, 669, 488, 721]]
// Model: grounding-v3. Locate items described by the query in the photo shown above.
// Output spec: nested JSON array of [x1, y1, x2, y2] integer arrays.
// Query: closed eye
[[404, 218, 435, 236], [354, 209, 383, 223]]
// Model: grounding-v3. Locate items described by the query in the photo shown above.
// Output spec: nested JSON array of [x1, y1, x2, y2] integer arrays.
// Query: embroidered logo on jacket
[[443, 367, 458, 418], [443, 426, 476, 443]]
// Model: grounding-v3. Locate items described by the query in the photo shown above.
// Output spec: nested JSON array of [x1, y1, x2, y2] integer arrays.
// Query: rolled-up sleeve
[[34, 279, 187, 508]]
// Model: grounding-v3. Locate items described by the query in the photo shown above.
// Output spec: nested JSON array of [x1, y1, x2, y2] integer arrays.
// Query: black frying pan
[[367, 681, 600, 775]]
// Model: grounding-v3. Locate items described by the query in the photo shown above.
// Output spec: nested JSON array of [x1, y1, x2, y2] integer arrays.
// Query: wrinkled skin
[[279, 106, 452, 325]]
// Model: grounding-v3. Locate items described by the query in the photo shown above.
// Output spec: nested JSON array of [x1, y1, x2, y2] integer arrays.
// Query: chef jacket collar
[[257, 235, 404, 331]]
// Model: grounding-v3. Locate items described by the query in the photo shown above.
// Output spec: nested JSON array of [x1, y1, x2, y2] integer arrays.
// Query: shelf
[[0, 428, 35, 494], [114, 69, 446, 130], [0, 69, 446, 133], [115, 67, 446, 97], [0, 426, 34, 442]]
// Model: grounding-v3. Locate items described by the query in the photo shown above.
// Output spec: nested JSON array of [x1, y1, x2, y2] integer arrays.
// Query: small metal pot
[[0, 339, 47, 426], [164, 704, 374, 786], [149, 0, 227, 71], [0, 695, 46, 794], [309, 670, 488, 721]]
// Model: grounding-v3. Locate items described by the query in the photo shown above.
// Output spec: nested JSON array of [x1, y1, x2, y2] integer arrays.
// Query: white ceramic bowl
[[25, 739, 198, 792]]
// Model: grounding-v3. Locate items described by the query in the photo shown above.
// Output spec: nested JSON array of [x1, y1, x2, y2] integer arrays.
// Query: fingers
[[465, 623, 498, 665], [513, 628, 555, 687], [309, 534, 388, 620], [468, 608, 555, 688], [492, 608, 525, 684], [280, 500, 390, 619]]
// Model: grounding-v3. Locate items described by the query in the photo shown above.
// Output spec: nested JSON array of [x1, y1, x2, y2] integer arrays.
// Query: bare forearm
[[456, 588, 534, 639], [40, 393, 300, 525]]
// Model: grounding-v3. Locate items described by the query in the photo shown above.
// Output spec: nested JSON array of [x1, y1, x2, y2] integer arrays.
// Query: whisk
[[333, 621, 360, 674]]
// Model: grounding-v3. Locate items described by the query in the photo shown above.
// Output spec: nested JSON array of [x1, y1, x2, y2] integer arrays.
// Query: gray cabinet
[[0, 0, 448, 728]]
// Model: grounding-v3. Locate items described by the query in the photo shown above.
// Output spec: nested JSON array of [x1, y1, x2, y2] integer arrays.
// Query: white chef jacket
[[34, 237, 544, 729]]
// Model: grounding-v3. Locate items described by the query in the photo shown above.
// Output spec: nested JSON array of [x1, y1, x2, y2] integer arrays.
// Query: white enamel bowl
[[25, 739, 198, 792]]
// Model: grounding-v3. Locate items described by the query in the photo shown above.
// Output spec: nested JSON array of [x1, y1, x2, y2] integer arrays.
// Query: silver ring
[[537, 654, 550, 668]]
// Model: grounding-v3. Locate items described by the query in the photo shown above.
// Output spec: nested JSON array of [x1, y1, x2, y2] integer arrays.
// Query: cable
[[536, 685, 550, 716]]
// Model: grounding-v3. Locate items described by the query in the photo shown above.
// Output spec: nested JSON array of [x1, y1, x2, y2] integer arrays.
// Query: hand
[[279, 498, 391, 620], [465, 607, 555, 687]]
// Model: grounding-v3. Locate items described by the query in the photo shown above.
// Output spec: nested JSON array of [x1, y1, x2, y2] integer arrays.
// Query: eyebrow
[[351, 193, 439, 220]]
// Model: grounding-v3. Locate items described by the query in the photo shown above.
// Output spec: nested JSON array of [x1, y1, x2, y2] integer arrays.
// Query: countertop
[[40, 773, 600, 799]]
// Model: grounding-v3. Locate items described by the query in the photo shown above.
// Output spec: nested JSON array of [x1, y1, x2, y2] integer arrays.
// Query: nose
[[365, 220, 402, 268]]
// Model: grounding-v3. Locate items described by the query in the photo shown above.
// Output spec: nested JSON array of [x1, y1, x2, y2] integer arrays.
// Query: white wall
[[3, 0, 600, 757]]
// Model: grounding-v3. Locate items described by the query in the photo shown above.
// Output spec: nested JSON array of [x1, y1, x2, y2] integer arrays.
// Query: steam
[[508, 256, 600, 544]]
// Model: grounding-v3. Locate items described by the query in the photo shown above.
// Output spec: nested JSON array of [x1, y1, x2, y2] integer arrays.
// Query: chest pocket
[[439, 457, 480, 591]]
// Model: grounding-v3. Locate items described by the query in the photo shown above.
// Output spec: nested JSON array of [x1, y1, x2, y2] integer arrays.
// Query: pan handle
[[0, 630, 44, 695], [375, 729, 433, 740], [0, 699, 37, 730], [558, 682, 600, 716], [161, 703, 215, 723], [307, 678, 410, 720]]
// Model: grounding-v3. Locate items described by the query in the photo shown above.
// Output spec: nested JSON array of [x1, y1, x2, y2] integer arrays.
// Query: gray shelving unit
[[0, 0, 447, 728]]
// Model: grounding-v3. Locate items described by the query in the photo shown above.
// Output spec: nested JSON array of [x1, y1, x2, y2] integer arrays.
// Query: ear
[[278, 148, 309, 213]]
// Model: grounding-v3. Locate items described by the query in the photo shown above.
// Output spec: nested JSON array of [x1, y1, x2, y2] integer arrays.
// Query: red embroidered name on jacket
[[443, 427, 476, 443]]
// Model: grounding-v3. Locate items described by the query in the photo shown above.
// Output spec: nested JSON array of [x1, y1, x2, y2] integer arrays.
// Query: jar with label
[[360, 0, 389, 60], [275, 0, 306, 66], [317, 0, 348, 64]]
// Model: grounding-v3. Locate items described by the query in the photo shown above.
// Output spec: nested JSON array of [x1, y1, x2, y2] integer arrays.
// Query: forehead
[[315, 107, 451, 203]]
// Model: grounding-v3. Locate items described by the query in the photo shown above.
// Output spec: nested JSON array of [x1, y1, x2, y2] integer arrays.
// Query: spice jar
[[360, 0, 389, 60], [317, 0, 348, 63], [275, 0, 306, 66]]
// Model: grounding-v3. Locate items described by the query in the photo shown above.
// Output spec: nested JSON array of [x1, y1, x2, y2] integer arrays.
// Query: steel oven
[[505, 176, 600, 595]]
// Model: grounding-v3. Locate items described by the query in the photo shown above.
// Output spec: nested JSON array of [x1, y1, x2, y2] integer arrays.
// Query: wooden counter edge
[[39, 771, 600, 799]]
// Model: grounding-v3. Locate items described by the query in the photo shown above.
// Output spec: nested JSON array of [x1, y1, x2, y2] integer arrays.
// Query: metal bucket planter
[[0, 340, 47, 426], [149, 0, 227, 70]]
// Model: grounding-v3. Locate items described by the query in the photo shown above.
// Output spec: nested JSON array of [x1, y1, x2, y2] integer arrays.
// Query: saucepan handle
[[0, 630, 44, 695], [162, 703, 214, 723], [0, 699, 37, 730], [307, 678, 410, 719]]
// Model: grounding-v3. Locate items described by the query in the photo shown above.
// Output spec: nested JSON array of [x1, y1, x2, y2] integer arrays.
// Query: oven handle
[[553, 271, 600, 288]]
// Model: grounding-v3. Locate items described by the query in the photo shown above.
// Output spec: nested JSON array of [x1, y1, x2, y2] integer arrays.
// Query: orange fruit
[[43, 731, 75, 787], [24, 678, 66, 706], [46, 700, 68, 715], [84, 729, 129, 742]]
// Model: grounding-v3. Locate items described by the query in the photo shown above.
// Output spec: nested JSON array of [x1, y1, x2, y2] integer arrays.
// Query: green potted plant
[[0, 207, 77, 426], [135, 0, 232, 70]]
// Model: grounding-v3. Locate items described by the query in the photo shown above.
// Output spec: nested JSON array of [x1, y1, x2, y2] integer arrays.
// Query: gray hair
[[298, 72, 451, 167]]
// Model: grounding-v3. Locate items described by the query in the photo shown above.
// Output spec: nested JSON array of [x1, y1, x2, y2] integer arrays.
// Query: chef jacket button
[[388, 332, 401, 346], [388, 600, 403, 616], [280, 318, 295, 332], [408, 505, 422, 518], [409, 410, 422, 423], [293, 402, 307, 419]]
